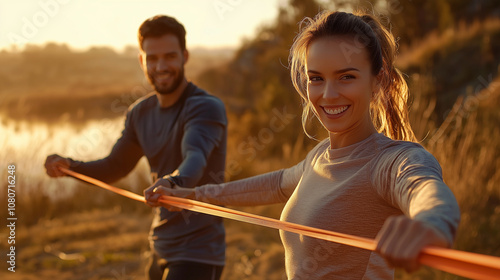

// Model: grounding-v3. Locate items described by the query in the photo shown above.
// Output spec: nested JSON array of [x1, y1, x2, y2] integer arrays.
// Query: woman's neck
[[328, 118, 377, 149]]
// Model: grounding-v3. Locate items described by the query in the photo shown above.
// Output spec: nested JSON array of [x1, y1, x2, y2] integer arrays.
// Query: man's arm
[[69, 134, 143, 183], [46, 110, 144, 183], [169, 97, 227, 188]]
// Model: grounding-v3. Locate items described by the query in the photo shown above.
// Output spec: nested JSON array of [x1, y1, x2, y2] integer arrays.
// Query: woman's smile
[[321, 105, 350, 118]]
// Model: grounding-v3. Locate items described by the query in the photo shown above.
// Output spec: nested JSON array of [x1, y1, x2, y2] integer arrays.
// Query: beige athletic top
[[194, 133, 460, 279]]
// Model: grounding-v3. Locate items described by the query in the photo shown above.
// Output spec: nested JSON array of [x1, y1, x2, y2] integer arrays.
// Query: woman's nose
[[323, 81, 340, 99]]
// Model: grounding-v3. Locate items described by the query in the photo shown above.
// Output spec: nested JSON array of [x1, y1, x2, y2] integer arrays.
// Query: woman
[[145, 11, 460, 279]]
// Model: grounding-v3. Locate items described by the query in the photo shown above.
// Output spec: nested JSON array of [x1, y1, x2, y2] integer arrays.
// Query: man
[[44, 15, 226, 280]]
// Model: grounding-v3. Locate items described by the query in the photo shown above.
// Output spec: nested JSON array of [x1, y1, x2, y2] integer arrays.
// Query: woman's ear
[[371, 69, 383, 97]]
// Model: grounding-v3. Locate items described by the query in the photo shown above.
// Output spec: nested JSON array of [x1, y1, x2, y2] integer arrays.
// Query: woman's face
[[306, 36, 380, 140]]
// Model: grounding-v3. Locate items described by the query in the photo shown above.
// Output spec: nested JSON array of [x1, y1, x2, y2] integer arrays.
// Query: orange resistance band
[[59, 168, 500, 279]]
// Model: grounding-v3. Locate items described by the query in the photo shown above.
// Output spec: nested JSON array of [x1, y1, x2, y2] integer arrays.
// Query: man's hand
[[44, 154, 71, 177], [143, 178, 195, 211], [375, 215, 449, 273]]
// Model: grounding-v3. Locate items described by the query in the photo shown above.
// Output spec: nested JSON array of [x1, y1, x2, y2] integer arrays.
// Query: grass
[[0, 204, 287, 280], [0, 207, 150, 280]]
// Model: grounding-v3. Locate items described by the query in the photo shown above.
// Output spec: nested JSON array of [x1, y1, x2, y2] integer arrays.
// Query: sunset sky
[[1, 0, 285, 51]]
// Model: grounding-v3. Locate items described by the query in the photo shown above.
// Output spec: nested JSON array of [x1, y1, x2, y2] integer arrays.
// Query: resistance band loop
[[59, 168, 500, 280]]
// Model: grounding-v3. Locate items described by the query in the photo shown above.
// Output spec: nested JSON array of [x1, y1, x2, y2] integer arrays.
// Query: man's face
[[139, 34, 188, 95]]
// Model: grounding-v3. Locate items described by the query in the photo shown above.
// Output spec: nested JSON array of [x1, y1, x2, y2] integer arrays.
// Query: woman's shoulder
[[373, 134, 441, 169], [310, 138, 331, 155], [374, 133, 422, 151], [300, 138, 330, 165]]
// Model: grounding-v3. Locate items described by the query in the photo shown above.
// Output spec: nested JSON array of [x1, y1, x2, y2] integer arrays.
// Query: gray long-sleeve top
[[70, 82, 227, 265], [193, 133, 460, 278]]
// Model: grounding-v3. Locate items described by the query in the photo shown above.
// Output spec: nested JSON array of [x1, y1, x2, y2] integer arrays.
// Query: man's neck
[[156, 79, 189, 108]]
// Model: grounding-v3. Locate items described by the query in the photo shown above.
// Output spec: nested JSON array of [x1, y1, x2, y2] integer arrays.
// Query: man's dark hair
[[138, 15, 186, 51]]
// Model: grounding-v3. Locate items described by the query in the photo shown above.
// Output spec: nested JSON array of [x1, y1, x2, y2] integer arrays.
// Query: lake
[[0, 116, 150, 199]]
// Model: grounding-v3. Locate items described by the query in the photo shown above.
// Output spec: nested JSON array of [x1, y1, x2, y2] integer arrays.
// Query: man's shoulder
[[182, 85, 227, 123], [128, 92, 157, 112], [186, 86, 226, 111]]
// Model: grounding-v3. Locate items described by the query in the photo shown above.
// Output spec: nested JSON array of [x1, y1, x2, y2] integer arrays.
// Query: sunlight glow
[[0, 0, 283, 51]]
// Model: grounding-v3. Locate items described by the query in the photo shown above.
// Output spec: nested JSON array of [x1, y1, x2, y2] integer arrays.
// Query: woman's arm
[[373, 145, 460, 272], [193, 170, 287, 205], [145, 159, 305, 208]]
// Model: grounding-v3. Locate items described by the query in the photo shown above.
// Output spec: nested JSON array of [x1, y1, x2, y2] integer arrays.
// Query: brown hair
[[289, 11, 416, 142], [138, 15, 186, 51]]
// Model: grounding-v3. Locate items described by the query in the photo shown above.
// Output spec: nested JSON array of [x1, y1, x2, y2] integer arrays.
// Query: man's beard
[[149, 67, 185, 95]]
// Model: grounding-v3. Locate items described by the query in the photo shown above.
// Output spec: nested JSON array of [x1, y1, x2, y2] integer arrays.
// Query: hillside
[[0, 44, 234, 124]]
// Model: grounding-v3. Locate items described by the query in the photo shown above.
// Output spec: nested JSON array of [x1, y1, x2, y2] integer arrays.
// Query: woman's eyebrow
[[334, 67, 360, 74], [307, 67, 360, 74], [307, 69, 321, 74]]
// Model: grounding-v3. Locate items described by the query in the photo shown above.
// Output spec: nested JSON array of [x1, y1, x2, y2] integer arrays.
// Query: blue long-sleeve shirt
[[70, 82, 227, 265]]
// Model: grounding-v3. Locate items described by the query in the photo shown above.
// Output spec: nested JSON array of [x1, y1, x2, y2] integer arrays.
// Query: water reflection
[[0, 116, 150, 199]]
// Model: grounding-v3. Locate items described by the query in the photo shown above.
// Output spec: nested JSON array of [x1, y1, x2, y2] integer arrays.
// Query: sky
[[0, 0, 285, 51]]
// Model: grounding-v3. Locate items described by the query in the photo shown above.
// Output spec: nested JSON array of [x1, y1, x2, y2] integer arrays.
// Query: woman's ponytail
[[360, 14, 416, 142]]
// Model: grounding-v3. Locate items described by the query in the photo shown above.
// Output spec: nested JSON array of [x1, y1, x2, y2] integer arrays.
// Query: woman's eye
[[340, 74, 355, 80], [308, 76, 322, 82]]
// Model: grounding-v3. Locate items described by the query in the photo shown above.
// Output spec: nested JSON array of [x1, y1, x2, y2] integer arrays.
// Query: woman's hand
[[375, 215, 449, 273], [143, 179, 195, 211]]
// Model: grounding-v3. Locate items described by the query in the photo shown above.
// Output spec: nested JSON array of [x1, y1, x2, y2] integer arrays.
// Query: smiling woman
[[146, 10, 461, 280]]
